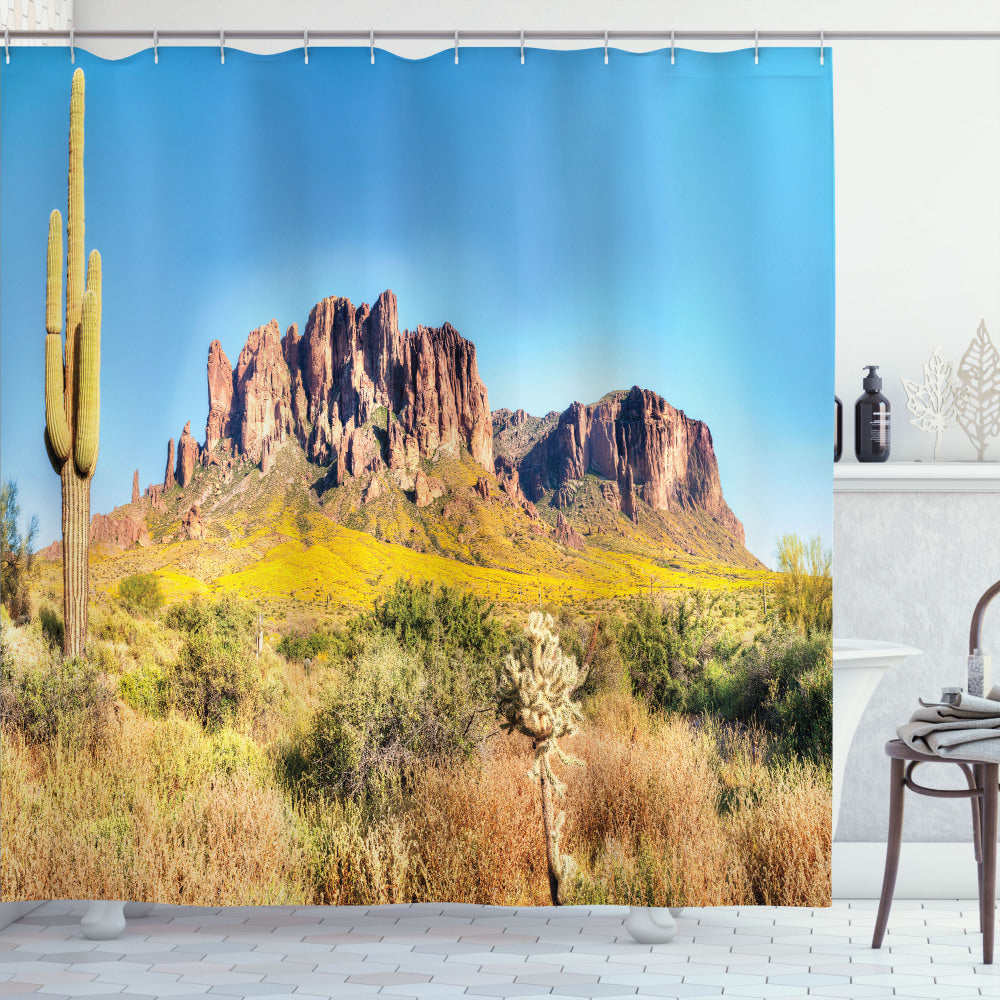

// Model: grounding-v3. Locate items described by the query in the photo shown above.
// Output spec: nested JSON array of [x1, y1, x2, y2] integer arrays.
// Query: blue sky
[[1, 45, 833, 564]]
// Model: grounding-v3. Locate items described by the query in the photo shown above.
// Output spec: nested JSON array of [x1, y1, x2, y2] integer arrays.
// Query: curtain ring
[[754, 29, 759, 66], [70, 28, 75, 63], [220, 29, 225, 65], [4, 26, 9, 65], [670, 28, 675, 65], [520, 29, 524, 65], [820, 29, 824, 65], [604, 29, 609, 65], [370, 29, 375, 65], [153, 29, 158, 64], [303, 29, 308, 65], [454, 29, 459, 65]]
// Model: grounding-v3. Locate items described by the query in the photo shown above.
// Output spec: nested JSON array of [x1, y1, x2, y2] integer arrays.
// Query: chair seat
[[884, 738, 988, 768]]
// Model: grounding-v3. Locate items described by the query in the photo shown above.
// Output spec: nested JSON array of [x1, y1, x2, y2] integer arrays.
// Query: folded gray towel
[[896, 684, 1000, 762]]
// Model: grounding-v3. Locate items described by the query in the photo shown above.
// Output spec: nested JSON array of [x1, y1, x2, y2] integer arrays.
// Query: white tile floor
[[0, 900, 995, 999]]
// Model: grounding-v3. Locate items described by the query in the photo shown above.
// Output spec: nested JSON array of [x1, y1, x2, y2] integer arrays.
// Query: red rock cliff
[[515, 386, 745, 545], [200, 289, 492, 483]]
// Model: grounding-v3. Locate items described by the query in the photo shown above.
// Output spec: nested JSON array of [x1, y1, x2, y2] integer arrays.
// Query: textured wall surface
[[834, 490, 1000, 842]]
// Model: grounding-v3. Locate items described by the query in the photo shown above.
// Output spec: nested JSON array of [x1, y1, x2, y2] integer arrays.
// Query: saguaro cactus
[[498, 612, 587, 905], [44, 68, 102, 659]]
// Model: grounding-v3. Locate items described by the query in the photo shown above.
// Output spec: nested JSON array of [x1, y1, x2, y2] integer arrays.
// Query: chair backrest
[[969, 579, 1000, 654], [968, 579, 1000, 697]]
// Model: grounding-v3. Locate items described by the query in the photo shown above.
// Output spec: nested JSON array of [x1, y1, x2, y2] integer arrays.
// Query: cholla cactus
[[498, 612, 586, 905]]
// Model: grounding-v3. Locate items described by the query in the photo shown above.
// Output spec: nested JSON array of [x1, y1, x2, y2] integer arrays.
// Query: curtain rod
[[7, 29, 1000, 44]]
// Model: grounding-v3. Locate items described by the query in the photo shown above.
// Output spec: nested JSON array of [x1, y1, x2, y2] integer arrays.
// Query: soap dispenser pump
[[855, 365, 891, 463]]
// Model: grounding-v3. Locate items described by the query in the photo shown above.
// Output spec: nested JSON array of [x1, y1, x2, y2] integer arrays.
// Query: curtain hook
[[303, 29, 308, 65], [70, 28, 75, 63], [454, 29, 459, 65], [153, 29, 159, 64], [4, 26, 9, 65], [754, 29, 759, 66], [604, 29, 609, 65], [370, 29, 375, 65], [670, 28, 675, 65], [819, 28, 824, 65], [220, 29, 225, 65], [520, 29, 524, 65]]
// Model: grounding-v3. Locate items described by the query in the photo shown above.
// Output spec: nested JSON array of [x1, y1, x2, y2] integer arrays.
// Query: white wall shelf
[[834, 461, 1000, 492]]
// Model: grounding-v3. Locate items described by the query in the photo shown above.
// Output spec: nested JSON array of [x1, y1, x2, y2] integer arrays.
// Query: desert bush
[[287, 634, 494, 802], [556, 610, 626, 700], [165, 594, 265, 729], [119, 661, 169, 718], [619, 596, 712, 710], [367, 578, 508, 666], [276, 628, 334, 663], [94, 605, 139, 646], [116, 573, 164, 615], [773, 533, 832, 633], [0, 479, 37, 622], [38, 604, 64, 650], [0, 654, 113, 747]]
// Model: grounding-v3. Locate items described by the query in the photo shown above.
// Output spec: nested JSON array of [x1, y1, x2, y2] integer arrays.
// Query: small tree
[[497, 612, 586, 905], [0, 479, 38, 622], [117, 573, 164, 615], [773, 533, 832, 634]]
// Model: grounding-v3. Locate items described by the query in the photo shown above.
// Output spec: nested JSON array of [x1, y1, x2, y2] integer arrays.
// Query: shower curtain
[[0, 44, 834, 907]]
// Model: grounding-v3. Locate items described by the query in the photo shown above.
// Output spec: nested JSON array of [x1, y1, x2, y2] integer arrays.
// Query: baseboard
[[834, 842, 981, 898], [0, 901, 42, 930]]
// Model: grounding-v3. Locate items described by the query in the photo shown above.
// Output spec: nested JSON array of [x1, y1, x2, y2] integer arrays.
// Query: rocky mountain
[[495, 386, 745, 546], [91, 288, 751, 569], [196, 290, 492, 488]]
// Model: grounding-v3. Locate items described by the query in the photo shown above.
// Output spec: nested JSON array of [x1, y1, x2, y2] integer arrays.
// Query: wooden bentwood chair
[[872, 580, 1000, 965]]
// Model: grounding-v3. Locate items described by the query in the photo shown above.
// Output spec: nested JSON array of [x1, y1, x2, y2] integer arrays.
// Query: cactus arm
[[74, 288, 100, 477], [45, 334, 71, 464], [86, 248, 101, 302], [45, 209, 72, 465], [46, 210, 62, 335], [44, 427, 63, 475]]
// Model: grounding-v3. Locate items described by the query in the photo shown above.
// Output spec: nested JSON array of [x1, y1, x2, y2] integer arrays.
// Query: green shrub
[[367, 578, 508, 665], [0, 655, 113, 746], [619, 597, 709, 711], [288, 634, 493, 802], [38, 604, 64, 650], [0, 479, 37, 622], [119, 660, 169, 718], [165, 594, 265, 729], [94, 606, 139, 646], [772, 534, 832, 634], [277, 629, 334, 663], [117, 573, 164, 615]]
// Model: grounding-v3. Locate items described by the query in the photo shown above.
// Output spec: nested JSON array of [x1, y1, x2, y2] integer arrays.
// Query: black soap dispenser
[[855, 365, 890, 463], [834, 396, 842, 462]]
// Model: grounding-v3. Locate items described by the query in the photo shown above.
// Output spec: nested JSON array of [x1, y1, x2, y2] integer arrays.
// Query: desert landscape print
[[1, 49, 834, 906]]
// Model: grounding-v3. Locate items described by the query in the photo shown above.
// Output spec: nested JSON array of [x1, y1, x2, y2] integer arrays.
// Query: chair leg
[[973, 763, 985, 933], [981, 763, 997, 965], [873, 757, 906, 950]]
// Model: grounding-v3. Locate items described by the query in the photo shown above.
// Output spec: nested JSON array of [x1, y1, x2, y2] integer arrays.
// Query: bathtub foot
[[81, 901, 126, 940], [625, 906, 678, 943], [123, 902, 154, 918]]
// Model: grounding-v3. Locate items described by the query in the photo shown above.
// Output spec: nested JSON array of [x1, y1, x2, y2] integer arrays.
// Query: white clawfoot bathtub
[[832, 638, 921, 831]]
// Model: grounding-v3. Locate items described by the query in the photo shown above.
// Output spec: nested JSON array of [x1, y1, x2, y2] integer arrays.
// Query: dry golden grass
[[2, 680, 829, 907], [1, 712, 312, 905]]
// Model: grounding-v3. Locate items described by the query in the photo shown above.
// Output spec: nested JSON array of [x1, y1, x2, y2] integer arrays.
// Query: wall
[[835, 488, 1000, 842]]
